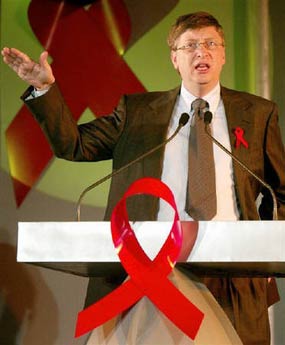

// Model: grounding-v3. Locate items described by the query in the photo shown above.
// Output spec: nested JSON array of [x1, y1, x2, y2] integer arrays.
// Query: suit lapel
[[221, 87, 255, 163], [221, 87, 256, 218], [148, 86, 180, 126], [142, 86, 180, 178]]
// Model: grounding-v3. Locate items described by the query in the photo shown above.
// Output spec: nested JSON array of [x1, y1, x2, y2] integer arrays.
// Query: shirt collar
[[180, 82, 221, 116]]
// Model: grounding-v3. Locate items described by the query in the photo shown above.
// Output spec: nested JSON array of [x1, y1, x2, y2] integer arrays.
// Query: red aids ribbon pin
[[75, 177, 204, 339], [234, 127, 249, 149]]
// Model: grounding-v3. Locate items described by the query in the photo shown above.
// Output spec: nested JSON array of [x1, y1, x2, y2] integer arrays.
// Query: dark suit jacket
[[24, 83, 285, 221]]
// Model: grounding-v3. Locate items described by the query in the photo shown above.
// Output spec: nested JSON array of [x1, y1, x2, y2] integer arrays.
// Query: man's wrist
[[31, 86, 51, 98], [34, 77, 55, 92], [26, 83, 53, 100]]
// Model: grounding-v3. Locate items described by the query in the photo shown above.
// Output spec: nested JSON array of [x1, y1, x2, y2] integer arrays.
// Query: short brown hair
[[167, 12, 224, 50]]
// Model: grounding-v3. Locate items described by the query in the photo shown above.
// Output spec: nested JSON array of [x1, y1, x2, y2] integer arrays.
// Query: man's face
[[171, 26, 225, 96]]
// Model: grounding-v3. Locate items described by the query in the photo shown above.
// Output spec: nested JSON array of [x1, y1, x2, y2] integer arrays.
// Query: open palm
[[1, 47, 55, 90]]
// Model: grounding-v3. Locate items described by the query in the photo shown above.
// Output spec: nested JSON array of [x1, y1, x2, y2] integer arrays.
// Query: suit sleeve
[[22, 83, 126, 162], [259, 102, 285, 220]]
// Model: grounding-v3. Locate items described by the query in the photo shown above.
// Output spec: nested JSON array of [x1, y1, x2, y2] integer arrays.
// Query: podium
[[16, 220, 285, 344], [17, 220, 285, 277]]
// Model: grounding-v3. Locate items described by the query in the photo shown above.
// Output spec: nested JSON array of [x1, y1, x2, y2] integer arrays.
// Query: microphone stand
[[76, 113, 190, 221]]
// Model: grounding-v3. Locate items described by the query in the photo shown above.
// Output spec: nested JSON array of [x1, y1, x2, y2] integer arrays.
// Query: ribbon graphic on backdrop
[[75, 177, 204, 339], [234, 127, 249, 149], [6, 0, 145, 206]]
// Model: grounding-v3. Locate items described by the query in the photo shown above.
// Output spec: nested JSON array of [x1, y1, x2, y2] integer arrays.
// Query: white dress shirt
[[157, 82, 240, 221]]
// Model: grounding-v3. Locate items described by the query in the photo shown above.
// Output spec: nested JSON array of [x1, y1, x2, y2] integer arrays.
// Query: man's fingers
[[39, 51, 50, 68], [2, 47, 31, 66], [5, 48, 32, 69], [10, 47, 31, 62]]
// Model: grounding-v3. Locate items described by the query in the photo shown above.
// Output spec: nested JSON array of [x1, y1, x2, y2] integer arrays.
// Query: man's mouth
[[195, 63, 210, 72]]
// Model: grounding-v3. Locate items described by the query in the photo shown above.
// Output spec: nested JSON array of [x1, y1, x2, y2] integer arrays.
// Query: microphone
[[76, 113, 190, 221], [203, 110, 278, 220]]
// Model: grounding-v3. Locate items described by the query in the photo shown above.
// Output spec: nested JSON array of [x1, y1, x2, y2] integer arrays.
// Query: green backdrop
[[1, 0, 284, 209]]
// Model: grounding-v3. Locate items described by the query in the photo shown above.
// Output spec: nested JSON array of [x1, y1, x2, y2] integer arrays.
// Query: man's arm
[[1, 47, 126, 163], [23, 83, 127, 162]]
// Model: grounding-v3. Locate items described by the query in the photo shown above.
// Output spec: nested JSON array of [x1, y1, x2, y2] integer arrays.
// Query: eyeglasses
[[174, 40, 224, 52]]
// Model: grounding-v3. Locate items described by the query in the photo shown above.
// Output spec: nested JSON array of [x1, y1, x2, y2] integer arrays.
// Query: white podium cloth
[[17, 221, 285, 263], [86, 269, 242, 345]]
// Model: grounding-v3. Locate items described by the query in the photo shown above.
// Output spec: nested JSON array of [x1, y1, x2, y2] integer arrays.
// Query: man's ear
[[170, 50, 178, 70], [221, 46, 226, 66]]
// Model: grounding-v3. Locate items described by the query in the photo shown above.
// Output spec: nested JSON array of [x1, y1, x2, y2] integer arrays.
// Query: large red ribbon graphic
[[6, 0, 145, 206], [75, 177, 204, 339]]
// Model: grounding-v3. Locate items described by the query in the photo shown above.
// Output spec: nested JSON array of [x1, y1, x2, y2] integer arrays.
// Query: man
[[2, 11, 285, 344]]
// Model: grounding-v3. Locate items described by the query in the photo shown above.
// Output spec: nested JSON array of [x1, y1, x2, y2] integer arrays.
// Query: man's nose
[[196, 46, 209, 57]]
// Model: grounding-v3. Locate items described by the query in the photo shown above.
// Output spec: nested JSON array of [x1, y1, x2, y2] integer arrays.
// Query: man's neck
[[183, 81, 220, 98]]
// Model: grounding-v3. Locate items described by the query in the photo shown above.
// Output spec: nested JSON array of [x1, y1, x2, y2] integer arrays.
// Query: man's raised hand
[[1, 47, 55, 90]]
